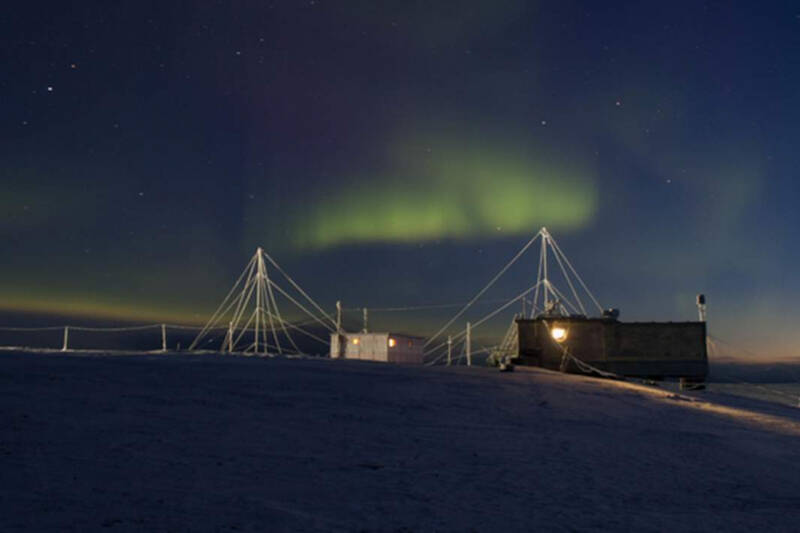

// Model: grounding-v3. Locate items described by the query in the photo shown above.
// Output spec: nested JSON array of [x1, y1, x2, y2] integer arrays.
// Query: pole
[[542, 229, 549, 310], [696, 294, 707, 322], [466, 322, 472, 367], [255, 247, 263, 354], [363, 307, 368, 333], [447, 335, 452, 366], [61, 326, 69, 352], [161, 324, 167, 352], [336, 300, 342, 333]]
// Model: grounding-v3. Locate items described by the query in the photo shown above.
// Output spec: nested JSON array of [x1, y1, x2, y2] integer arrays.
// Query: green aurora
[[289, 147, 597, 249]]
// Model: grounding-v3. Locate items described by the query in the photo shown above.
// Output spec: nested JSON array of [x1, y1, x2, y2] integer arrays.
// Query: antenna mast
[[190, 247, 335, 354]]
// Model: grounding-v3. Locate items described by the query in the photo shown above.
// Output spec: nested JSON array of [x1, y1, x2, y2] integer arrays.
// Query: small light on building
[[388, 338, 396, 348], [353, 338, 360, 345], [551, 327, 568, 343]]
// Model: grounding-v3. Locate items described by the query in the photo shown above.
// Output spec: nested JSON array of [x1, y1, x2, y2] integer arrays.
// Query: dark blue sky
[[2, 2, 799, 357]]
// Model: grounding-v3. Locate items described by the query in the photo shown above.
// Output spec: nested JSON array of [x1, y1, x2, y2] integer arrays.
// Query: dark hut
[[514, 315, 708, 383]]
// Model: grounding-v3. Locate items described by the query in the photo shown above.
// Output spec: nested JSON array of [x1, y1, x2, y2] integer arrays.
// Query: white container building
[[330, 332, 425, 364]]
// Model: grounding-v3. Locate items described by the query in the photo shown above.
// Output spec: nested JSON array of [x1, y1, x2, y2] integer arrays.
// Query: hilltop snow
[[2, 352, 800, 531]]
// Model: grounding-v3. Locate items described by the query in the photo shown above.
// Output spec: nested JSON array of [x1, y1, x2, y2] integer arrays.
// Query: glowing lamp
[[550, 327, 568, 343], [388, 338, 396, 348], [353, 338, 360, 345]]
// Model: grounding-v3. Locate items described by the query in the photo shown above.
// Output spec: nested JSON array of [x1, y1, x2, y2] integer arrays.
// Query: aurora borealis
[[3, 2, 800, 357], [289, 140, 597, 248]]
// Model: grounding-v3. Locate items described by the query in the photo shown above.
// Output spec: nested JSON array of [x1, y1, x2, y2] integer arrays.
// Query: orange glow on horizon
[[0, 296, 208, 326]]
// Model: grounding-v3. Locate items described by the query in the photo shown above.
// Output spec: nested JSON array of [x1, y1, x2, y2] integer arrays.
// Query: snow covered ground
[[2, 352, 800, 532]]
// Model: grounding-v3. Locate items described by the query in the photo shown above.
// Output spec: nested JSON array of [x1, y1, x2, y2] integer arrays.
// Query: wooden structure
[[330, 332, 424, 364], [514, 316, 708, 381]]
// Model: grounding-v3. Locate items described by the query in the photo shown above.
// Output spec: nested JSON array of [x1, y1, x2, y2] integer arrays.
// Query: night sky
[[3, 2, 800, 357]]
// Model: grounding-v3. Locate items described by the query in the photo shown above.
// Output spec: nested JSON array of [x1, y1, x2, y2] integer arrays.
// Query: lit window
[[550, 327, 568, 342], [388, 338, 396, 348], [353, 338, 360, 345]]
